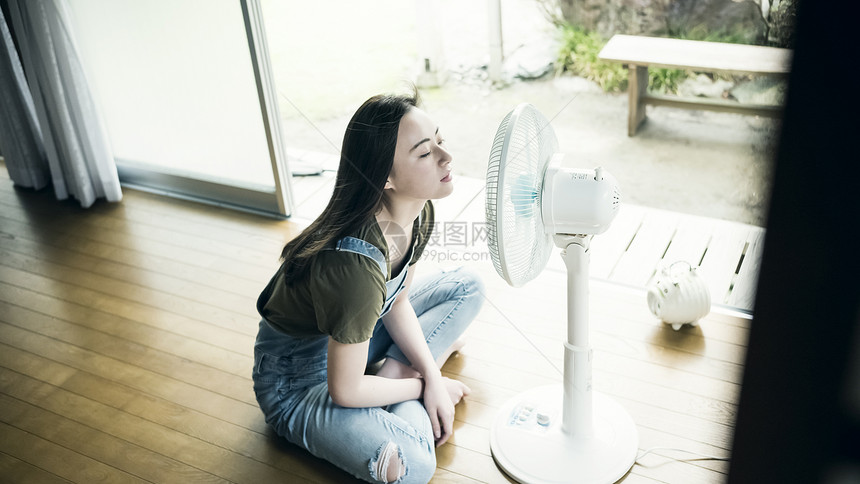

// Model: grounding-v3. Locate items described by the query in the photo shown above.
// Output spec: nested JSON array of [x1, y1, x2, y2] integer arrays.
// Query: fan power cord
[[635, 447, 730, 468]]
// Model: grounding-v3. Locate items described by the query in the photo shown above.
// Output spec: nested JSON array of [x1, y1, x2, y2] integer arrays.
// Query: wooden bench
[[597, 34, 792, 136]]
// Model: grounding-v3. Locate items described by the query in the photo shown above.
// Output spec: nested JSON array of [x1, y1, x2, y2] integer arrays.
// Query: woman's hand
[[442, 376, 470, 406], [422, 376, 471, 446]]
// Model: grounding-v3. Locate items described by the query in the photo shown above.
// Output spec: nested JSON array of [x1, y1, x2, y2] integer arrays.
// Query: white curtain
[[0, 0, 120, 208], [0, 3, 49, 190]]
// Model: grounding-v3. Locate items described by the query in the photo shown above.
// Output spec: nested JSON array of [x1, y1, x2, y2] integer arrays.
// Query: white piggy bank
[[647, 261, 711, 330]]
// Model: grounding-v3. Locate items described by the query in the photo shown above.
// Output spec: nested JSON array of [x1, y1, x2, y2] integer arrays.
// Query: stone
[[666, 0, 767, 44], [558, 0, 767, 45], [730, 77, 788, 105], [678, 74, 735, 98], [503, 38, 559, 80]]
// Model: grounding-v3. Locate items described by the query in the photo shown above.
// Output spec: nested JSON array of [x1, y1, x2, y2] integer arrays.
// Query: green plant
[[555, 25, 627, 92], [649, 68, 688, 94], [555, 24, 688, 94]]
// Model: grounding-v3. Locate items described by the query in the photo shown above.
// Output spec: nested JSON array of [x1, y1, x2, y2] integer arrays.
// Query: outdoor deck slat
[[610, 210, 680, 287], [586, 204, 647, 279], [699, 222, 752, 306], [726, 229, 765, 310], [659, 215, 715, 275]]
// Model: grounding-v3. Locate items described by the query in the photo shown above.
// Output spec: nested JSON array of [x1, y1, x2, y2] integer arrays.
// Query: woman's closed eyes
[[418, 138, 445, 158]]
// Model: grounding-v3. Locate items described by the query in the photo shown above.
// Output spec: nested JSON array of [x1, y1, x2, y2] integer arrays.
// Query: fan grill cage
[[485, 104, 558, 287]]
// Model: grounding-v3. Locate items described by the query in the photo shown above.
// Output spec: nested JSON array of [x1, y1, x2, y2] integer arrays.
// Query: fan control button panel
[[535, 411, 551, 426], [506, 402, 554, 432]]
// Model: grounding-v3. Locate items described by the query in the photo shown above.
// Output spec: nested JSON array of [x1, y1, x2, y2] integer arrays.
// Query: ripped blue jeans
[[252, 266, 484, 483]]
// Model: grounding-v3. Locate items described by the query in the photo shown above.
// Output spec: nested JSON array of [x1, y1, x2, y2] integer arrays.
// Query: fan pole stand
[[490, 236, 639, 484]]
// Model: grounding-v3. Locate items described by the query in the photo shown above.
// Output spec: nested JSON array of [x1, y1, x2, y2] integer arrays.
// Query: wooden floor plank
[[635, 425, 730, 474], [0, 243, 256, 337], [0, 207, 274, 287], [0, 283, 251, 378], [1, 369, 306, 484], [0, 450, 76, 484], [456, 333, 741, 405], [0, 323, 264, 433], [0, 265, 253, 355], [1, 159, 744, 483], [446, 350, 737, 449], [430, 467, 489, 483], [473, 275, 749, 368], [0, 422, 146, 484], [0, 204, 278, 289], [73, 186, 297, 256], [0, 344, 349, 483], [0, 301, 254, 406], [484, 251, 752, 338], [0, 194, 278, 274], [436, 443, 514, 484], [0, 393, 228, 483], [0, 214, 263, 297], [0, 234, 256, 326]]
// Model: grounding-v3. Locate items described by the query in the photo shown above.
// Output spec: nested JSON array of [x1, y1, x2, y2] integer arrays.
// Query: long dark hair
[[280, 90, 420, 283]]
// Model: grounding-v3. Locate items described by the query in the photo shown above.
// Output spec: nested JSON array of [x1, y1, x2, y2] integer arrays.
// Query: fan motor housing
[[541, 156, 621, 235]]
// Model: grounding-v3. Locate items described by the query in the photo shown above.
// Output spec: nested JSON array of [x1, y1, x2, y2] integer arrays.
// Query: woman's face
[[386, 107, 454, 201]]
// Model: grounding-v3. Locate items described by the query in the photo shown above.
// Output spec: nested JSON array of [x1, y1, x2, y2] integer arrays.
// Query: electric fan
[[485, 104, 638, 484]]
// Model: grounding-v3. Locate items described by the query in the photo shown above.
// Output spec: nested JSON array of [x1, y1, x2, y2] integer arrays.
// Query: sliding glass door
[[67, 0, 292, 216]]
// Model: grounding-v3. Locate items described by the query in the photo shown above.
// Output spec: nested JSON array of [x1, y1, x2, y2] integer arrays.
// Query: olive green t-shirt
[[257, 201, 434, 344]]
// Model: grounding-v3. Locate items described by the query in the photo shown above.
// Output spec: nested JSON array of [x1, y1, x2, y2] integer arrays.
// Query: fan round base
[[490, 385, 638, 484]]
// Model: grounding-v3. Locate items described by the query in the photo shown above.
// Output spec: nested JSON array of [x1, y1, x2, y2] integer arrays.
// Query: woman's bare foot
[[436, 338, 466, 369], [375, 338, 467, 378], [376, 358, 420, 379]]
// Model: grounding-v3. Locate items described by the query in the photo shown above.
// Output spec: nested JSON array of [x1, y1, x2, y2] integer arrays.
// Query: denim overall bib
[[327, 234, 412, 321], [253, 225, 417, 417]]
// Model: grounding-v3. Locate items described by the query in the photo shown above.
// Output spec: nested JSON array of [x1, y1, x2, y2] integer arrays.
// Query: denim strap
[[323, 236, 387, 276], [323, 208, 423, 277]]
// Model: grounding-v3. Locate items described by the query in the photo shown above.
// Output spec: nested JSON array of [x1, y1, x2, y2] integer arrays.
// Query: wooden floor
[[1, 161, 751, 483]]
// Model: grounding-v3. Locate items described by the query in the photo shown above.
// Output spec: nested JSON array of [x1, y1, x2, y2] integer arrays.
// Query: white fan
[[485, 104, 638, 484]]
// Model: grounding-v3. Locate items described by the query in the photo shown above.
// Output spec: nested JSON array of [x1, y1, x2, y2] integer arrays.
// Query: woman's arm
[[381, 265, 471, 446], [380, 268, 441, 380], [327, 338, 424, 408]]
